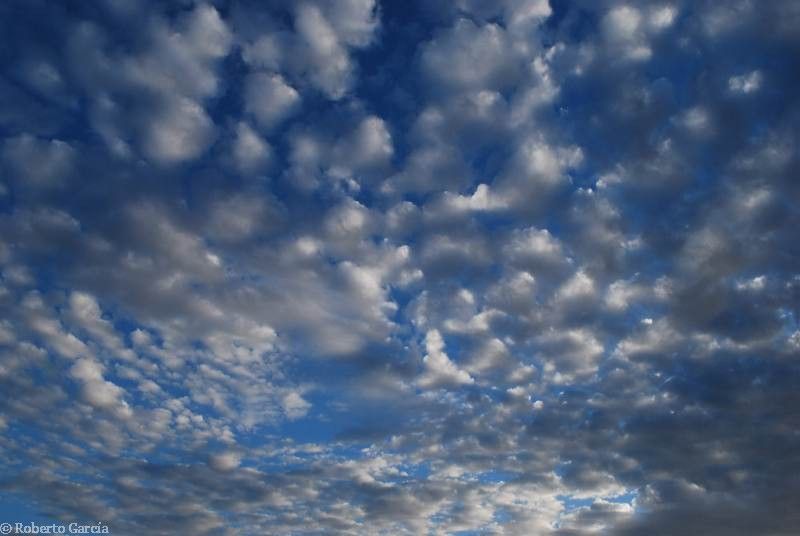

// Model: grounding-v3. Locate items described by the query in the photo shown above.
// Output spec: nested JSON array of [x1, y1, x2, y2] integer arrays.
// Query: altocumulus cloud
[[0, 0, 799, 534]]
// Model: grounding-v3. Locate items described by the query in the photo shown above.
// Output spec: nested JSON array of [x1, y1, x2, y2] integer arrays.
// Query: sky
[[0, 0, 798, 534]]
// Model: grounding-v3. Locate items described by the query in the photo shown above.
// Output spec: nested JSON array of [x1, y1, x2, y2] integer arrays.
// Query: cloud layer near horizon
[[0, 0, 799, 534]]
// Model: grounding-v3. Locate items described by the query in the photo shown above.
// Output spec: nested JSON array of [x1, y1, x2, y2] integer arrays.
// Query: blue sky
[[0, 0, 799, 534]]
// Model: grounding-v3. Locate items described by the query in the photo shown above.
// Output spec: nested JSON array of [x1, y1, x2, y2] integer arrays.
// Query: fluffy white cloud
[[141, 96, 216, 164], [505, 227, 567, 270], [70, 3, 233, 164], [417, 329, 474, 389], [231, 121, 272, 174], [602, 5, 653, 61], [336, 115, 393, 170], [281, 390, 312, 420], [421, 19, 520, 92], [293, 4, 357, 99], [69, 357, 132, 417], [2, 135, 74, 189], [729, 70, 762, 94], [209, 451, 241, 472], [245, 72, 300, 129], [555, 269, 597, 305]]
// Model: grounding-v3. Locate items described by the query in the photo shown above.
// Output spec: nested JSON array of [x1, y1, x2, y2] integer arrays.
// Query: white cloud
[[294, 4, 354, 99], [319, 0, 379, 48], [69, 357, 132, 417], [736, 275, 766, 292], [421, 19, 519, 92], [385, 142, 470, 194], [417, 330, 474, 389], [487, 270, 537, 314], [23, 293, 90, 360], [613, 318, 682, 360], [209, 451, 241, 472], [206, 193, 271, 243], [69, 291, 134, 359], [555, 269, 597, 304], [282, 391, 312, 420], [337, 115, 393, 170], [676, 106, 712, 136], [438, 184, 509, 214], [539, 327, 604, 379], [493, 139, 583, 208], [71, 3, 233, 164], [245, 72, 300, 129], [466, 337, 513, 377], [2, 135, 74, 188], [505, 227, 566, 268], [602, 5, 653, 61], [324, 198, 371, 241], [604, 280, 645, 311], [728, 70, 762, 94], [231, 122, 271, 174], [648, 5, 677, 31], [142, 97, 216, 164], [181, 4, 234, 61]]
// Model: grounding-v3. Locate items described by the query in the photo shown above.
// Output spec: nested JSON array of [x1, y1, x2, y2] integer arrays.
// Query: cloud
[[421, 19, 521, 93], [69, 357, 132, 417], [67, 3, 233, 164], [728, 70, 762, 94], [292, 1, 377, 99], [0, 0, 798, 534], [284, 113, 394, 190], [505, 227, 568, 270], [417, 330, 474, 389], [2, 134, 74, 190], [281, 390, 312, 420], [230, 121, 272, 175], [141, 96, 216, 164], [209, 452, 241, 472], [244, 73, 300, 129]]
